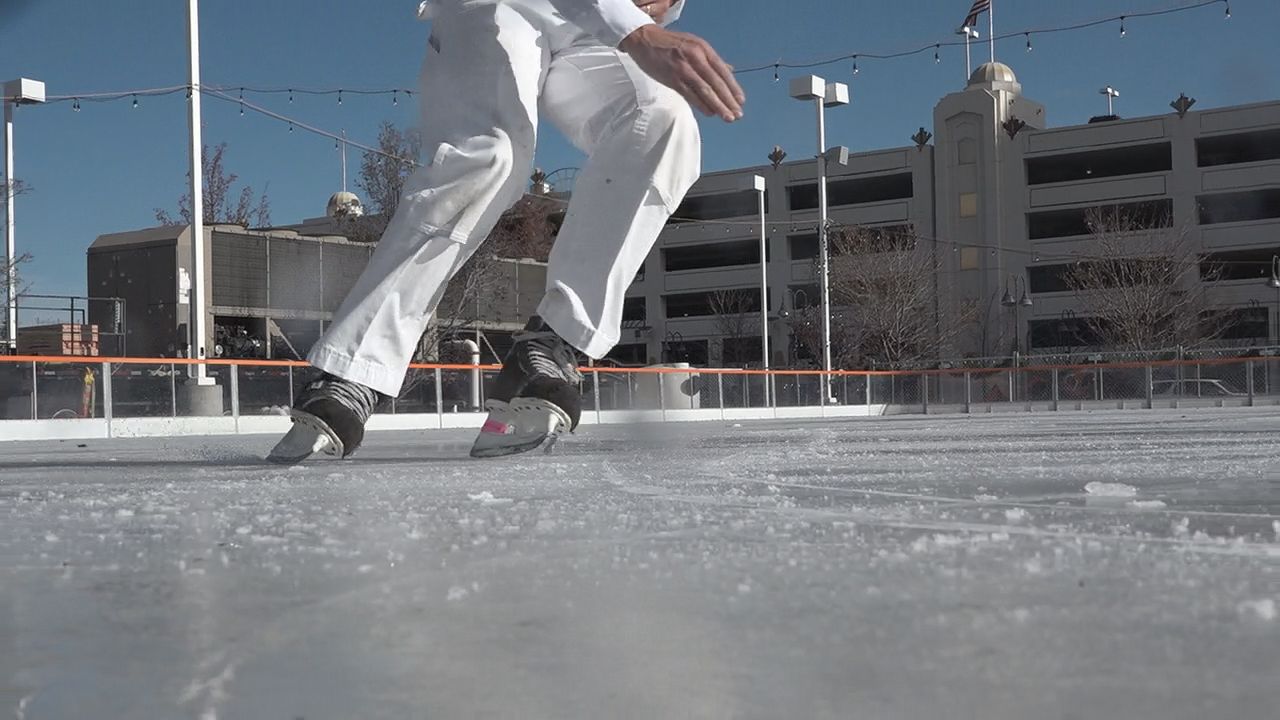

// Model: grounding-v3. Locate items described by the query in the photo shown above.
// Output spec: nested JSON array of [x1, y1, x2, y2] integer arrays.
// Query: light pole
[[3, 78, 45, 355], [748, 174, 770, 406], [789, 75, 849, 404], [1100, 86, 1120, 116], [186, 0, 212, 381], [1268, 255, 1280, 346]]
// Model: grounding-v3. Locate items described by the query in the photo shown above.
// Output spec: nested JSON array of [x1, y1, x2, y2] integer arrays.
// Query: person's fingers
[[675, 78, 716, 118], [708, 50, 746, 106], [689, 75, 736, 122], [695, 57, 742, 120]]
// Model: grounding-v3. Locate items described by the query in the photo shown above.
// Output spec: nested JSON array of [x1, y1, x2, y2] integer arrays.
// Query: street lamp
[[3, 77, 45, 354], [1099, 86, 1121, 116], [789, 75, 850, 404], [1001, 275, 1033, 354]]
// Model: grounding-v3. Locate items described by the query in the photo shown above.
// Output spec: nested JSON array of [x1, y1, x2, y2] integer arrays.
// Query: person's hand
[[619, 24, 745, 123], [633, 0, 674, 20]]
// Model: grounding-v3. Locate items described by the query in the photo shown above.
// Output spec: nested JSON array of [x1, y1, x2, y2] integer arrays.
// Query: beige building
[[617, 62, 1280, 367]]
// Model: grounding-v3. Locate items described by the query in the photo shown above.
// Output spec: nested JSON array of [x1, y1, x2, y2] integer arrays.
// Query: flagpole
[[966, 31, 972, 77], [988, 0, 996, 63]]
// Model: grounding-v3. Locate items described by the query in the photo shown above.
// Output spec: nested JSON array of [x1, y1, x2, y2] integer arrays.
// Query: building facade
[[615, 62, 1280, 368]]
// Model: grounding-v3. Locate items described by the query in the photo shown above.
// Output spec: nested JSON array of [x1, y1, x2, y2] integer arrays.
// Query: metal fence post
[[103, 362, 113, 437], [29, 361, 37, 420], [1152, 363, 1162, 409], [1247, 359, 1256, 407], [658, 369, 666, 421], [434, 367, 444, 426], [964, 371, 972, 414], [593, 369, 602, 424], [170, 363, 178, 417], [288, 365, 295, 407], [718, 373, 725, 420], [921, 372, 929, 415], [865, 371, 872, 410], [1052, 367, 1060, 412], [230, 364, 241, 432]]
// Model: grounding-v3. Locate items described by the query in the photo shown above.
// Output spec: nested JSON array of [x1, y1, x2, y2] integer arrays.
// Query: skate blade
[[469, 398, 569, 459], [267, 409, 345, 464]]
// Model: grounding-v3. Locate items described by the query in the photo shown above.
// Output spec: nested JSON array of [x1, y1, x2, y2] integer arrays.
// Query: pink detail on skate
[[482, 419, 512, 435]]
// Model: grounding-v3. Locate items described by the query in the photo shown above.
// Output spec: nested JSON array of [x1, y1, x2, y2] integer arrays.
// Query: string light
[[337, 90, 343, 105], [1120, 16, 1127, 36], [1224, 1, 1231, 18], [934, 45, 940, 63], [239, 88, 244, 116], [1026, 33, 1033, 52], [288, 89, 293, 104], [852, 55, 859, 75], [131, 94, 138, 109], [773, 64, 779, 82], [72, 98, 80, 112], [392, 90, 398, 105]]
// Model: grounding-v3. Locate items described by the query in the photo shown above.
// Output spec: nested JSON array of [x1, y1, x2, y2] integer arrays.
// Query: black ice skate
[[268, 373, 384, 464], [470, 317, 583, 458]]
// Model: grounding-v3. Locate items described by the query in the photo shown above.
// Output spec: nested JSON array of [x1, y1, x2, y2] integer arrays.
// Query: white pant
[[309, 0, 701, 397]]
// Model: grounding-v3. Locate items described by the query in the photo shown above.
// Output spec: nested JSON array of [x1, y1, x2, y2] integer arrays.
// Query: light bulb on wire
[[1120, 16, 1126, 36], [852, 55, 859, 75], [1026, 33, 1033, 52], [1225, 1, 1231, 18]]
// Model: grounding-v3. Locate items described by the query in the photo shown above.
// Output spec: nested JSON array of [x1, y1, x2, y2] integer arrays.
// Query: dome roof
[[326, 191, 364, 219], [969, 61, 1017, 85], [967, 62, 1021, 94]]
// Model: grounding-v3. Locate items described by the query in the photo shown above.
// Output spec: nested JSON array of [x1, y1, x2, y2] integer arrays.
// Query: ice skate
[[470, 318, 583, 458], [268, 373, 384, 464]]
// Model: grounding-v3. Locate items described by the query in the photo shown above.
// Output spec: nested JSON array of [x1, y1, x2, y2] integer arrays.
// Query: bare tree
[[415, 193, 560, 361], [1065, 206, 1220, 351], [1, 176, 33, 340], [792, 224, 975, 368], [708, 288, 759, 365], [345, 122, 423, 243], [155, 143, 271, 227]]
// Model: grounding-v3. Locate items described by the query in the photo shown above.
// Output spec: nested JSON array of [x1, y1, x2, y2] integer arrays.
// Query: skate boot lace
[[514, 331, 583, 385], [300, 374, 382, 425]]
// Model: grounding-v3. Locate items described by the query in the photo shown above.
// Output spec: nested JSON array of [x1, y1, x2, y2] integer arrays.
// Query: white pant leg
[[536, 41, 701, 359], [308, 1, 548, 397]]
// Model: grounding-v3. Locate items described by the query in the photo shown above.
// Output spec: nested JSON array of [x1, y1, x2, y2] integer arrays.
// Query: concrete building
[[86, 223, 546, 361], [616, 62, 1280, 368]]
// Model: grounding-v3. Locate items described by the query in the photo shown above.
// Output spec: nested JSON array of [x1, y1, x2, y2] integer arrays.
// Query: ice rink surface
[[2, 408, 1279, 719]]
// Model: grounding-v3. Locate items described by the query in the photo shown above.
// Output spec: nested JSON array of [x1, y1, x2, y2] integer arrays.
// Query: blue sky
[[1, 0, 1276, 303]]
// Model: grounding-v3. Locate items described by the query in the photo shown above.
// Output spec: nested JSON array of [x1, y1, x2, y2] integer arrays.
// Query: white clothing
[[418, 0, 685, 43], [309, 0, 701, 396]]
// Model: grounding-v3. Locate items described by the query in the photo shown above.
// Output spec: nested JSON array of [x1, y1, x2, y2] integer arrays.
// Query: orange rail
[[0, 354, 1270, 377]]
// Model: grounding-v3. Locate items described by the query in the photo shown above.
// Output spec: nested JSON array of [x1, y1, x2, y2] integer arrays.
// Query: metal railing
[[0, 352, 1276, 427]]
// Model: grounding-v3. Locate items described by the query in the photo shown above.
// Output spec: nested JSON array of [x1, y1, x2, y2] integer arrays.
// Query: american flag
[[962, 0, 991, 28]]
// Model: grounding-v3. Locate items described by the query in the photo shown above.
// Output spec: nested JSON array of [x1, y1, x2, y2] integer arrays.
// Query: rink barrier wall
[[0, 354, 1276, 442]]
